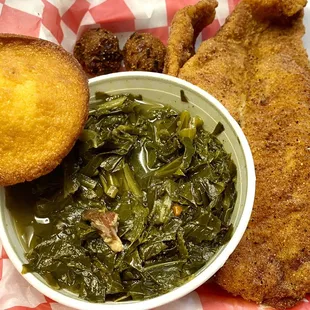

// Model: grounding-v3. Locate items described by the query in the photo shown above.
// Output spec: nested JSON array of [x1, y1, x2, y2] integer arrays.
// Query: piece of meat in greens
[[14, 91, 237, 303], [82, 209, 123, 253]]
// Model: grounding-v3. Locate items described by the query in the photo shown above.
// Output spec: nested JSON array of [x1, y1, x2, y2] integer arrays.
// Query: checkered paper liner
[[1, 0, 310, 309]]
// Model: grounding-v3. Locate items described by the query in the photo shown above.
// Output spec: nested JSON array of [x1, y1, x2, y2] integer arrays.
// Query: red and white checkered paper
[[1, 0, 310, 309]]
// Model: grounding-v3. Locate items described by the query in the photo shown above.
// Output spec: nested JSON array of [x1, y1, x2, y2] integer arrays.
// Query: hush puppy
[[123, 32, 166, 72], [74, 28, 122, 77]]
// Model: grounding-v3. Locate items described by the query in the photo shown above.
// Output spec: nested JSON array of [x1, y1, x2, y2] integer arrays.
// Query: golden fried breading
[[0, 34, 89, 186], [175, 0, 310, 308], [245, 0, 307, 18], [163, 0, 218, 76]]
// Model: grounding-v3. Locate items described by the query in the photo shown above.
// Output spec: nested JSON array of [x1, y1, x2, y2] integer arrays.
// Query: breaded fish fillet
[[0, 34, 89, 186], [167, 0, 310, 308], [163, 0, 218, 76]]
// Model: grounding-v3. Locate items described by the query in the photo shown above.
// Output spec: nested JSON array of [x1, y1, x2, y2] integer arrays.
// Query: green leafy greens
[[8, 92, 237, 302]]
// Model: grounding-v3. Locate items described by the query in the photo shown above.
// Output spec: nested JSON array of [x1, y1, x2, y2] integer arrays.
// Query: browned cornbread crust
[[0, 34, 89, 186]]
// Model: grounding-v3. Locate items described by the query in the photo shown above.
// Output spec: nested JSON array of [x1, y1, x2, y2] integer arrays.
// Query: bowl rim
[[0, 71, 256, 310]]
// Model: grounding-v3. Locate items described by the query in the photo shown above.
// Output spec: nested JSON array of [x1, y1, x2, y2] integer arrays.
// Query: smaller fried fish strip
[[164, 0, 217, 76]]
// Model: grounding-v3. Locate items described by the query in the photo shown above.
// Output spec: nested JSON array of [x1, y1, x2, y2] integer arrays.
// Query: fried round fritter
[[74, 28, 122, 77], [0, 34, 89, 186], [123, 32, 166, 72]]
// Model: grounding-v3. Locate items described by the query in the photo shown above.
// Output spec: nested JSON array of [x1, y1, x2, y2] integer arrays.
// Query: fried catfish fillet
[[163, 0, 218, 76], [0, 34, 89, 186], [175, 0, 310, 308]]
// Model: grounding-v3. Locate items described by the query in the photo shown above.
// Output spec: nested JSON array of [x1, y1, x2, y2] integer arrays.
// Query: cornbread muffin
[[0, 34, 89, 186]]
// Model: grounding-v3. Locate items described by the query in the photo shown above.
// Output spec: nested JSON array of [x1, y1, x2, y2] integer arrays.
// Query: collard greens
[[16, 92, 236, 302]]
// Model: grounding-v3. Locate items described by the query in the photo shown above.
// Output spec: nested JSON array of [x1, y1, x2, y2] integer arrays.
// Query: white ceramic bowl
[[0, 72, 255, 310]]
